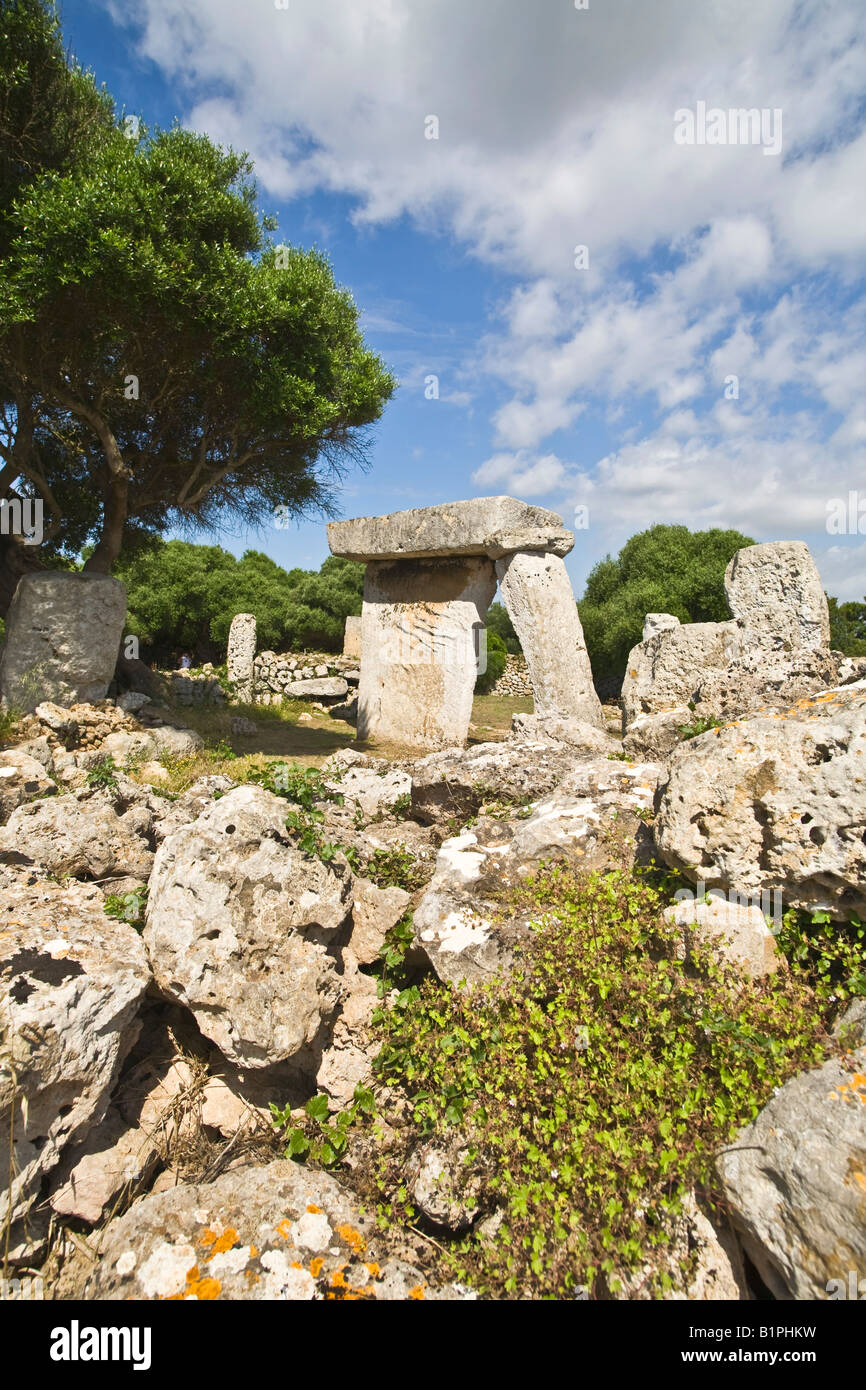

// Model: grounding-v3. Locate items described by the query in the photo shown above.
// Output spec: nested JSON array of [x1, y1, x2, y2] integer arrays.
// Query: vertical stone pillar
[[496, 550, 603, 727], [342, 615, 361, 660], [357, 556, 497, 749], [227, 613, 257, 703], [0, 573, 127, 712]]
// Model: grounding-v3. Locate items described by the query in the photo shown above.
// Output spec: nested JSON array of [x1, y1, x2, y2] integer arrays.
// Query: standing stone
[[0, 573, 126, 712], [496, 551, 603, 727], [357, 556, 497, 749], [227, 612, 257, 702], [343, 615, 361, 659], [725, 541, 830, 651]]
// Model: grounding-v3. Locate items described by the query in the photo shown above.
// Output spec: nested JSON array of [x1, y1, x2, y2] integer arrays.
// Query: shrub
[[475, 629, 507, 694], [371, 863, 830, 1298]]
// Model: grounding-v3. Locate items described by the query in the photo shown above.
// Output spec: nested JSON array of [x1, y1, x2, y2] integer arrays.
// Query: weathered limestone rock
[[0, 573, 126, 711], [621, 621, 739, 729], [654, 684, 866, 919], [510, 712, 612, 750], [87, 1160, 472, 1300], [144, 785, 352, 1069], [345, 877, 412, 967], [663, 897, 782, 979], [496, 550, 603, 727], [0, 868, 150, 1224], [410, 1136, 485, 1232], [409, 738, 577, 825], [226, 612, 257, 701], [343, 615, 361, 659], [643, 613, 681, 641], [323, 760, 411, 820], [717, 1046, 866, 1299], [356, 555, 497, 749], [725, 541, 830, 650], [0, 790, 155, 880], [285, 677, 348, 700], [0, 748, 55, 824], [328, 495, 573, 561]]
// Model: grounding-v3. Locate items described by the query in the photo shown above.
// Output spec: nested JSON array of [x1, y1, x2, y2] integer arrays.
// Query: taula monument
[[327, 496, 603, 749]]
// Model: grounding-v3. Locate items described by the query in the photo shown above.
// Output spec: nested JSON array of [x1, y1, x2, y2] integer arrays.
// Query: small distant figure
[[179, 651, 192, 670]]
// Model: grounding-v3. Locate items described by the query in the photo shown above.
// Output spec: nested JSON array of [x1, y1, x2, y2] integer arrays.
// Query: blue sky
[[61, 0, 866, 599]]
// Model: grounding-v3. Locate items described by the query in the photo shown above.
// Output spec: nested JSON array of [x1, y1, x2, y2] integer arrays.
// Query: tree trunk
[[82, 474, 129, 573]]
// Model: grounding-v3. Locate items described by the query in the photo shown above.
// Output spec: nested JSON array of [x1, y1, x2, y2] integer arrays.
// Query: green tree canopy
[[578, 524, 755, 683], [115, 539, 363, 664], [828, 596, 866, 657], [0, 0, 395, 588]]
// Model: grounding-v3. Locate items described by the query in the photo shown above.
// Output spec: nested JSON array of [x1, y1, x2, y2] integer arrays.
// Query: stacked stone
[[166, 671, 228, 707], [328, 496, 603, 750], [489, 653, 533, 698], [252, 650, 356, 704], [19, 700, 137, 754]]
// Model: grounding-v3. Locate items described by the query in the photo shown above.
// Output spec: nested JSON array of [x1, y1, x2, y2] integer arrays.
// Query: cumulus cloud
[[105, 0, 866, 590]]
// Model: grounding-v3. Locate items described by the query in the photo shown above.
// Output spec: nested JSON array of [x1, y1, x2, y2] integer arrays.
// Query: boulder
[[510, 713, 613, 751], [325, 762, 411, 820], [0, 868, 150, 1224], [347, 877, 412, 967], [116, 691, 151, 714], [286, 677, 349, 700], [717, 1045, 866, 1299], [725, 540, 831, 651], [622, 708, 692, 761], [0, 791, 154, 881], [654, 684, 866, 919], [144, 785, 352, 1069], [662, 897, 782, 979], [409, 739, 576, 825], [86, 1160, 472, 1300], [410, 1136, 484, 1232], [643, 613, 681, 641], [0, 572, 126, 711], [328, 495, 573, 562], [496, 550, 604, 728], [0, 748, 55, 824], [621, 621, 739, 729]]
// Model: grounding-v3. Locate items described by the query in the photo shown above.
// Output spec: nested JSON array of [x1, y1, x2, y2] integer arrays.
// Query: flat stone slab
[[328, 496, 573, 561]]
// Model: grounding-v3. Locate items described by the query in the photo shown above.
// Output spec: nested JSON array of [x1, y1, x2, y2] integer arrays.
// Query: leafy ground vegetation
[[339, 862, 863, 1300]]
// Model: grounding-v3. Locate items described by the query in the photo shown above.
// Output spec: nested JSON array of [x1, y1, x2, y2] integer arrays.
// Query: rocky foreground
[[0, 667, 864, 1302]]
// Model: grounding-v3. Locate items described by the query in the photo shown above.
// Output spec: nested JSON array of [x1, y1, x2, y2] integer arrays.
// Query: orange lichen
[[336, 1223, 365, 1254], [248, 1245, 259, 1260], [309, 1257, 325, 1278], [276, 1218, 292, 1240], [829, 1073, 866, 1104], [161, 1265, 222, 1301], [408, 1285, 426, 1300], [199, 1228, 218, 1247], [365, 1262, 381, 1279], [210, 1226, 239, 1255], [306, 1203, 322, 1213]]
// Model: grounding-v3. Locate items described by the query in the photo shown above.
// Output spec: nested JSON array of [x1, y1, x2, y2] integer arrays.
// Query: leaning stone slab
[[725, 540, 830, 651], [356, 556, 497, 749], [0, 573, 126, 712], [496, 550, 603, 727], [328, 495, 573, 561]]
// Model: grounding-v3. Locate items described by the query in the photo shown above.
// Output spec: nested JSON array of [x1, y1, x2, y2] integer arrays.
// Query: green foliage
[[270, 1084, 376, 1168], [85, 755, 118, 790], [777, 906, 866, 1008], [475, 629, 507, 694], [578, 525, 754, 684], [103, 884, 148, 932], [827, 596, 866, 657], [371, 863, 829, 1298], [115, 540, 362, 661], [677, 703, 724, 740], [485, 602, 521, 655], [363, 844, 426, 892]]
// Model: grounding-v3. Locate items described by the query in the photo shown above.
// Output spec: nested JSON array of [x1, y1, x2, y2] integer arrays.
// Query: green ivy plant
[[270, 1084, 376, 1167]]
